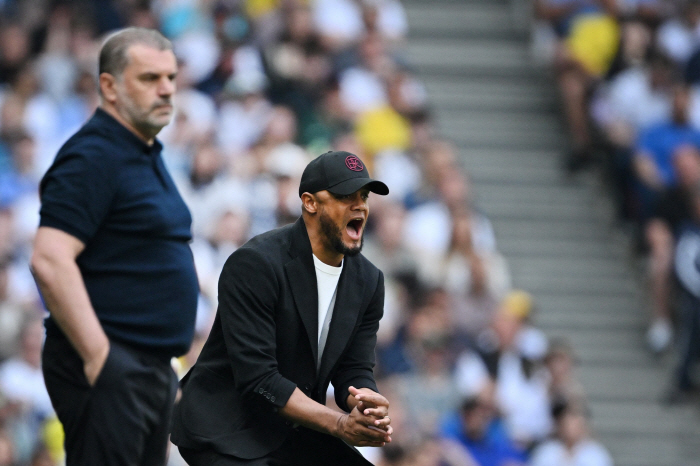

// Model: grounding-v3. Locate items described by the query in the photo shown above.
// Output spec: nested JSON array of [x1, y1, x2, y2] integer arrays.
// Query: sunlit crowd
[[0, 0, 649, 465]]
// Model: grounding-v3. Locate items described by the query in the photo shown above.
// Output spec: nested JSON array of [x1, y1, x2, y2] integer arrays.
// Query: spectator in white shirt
[[529, 400, 613, 466]]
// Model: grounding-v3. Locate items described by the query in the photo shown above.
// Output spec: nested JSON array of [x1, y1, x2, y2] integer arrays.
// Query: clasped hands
[[336, 386, 392, 447]]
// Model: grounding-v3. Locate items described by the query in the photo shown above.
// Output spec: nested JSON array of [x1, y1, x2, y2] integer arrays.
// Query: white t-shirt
[[603, 67, 670, 130], [529, 439, 613, 466], [313, 255, 343, 364]]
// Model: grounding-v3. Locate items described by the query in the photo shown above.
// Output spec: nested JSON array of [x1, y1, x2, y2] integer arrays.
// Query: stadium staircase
[[402, 0, 700, 464]]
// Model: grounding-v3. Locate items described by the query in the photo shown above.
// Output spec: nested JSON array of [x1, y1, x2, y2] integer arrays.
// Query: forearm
[[31, 250, 108, 362], [278, 388, 343, 437], [279, 387, 391, 447]]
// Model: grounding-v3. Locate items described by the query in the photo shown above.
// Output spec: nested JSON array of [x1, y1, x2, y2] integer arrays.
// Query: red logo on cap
[[345, 156, 364, 172]]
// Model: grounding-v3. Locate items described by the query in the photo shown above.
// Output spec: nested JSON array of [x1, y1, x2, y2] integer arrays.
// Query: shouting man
[[172, 151, 392, 465]]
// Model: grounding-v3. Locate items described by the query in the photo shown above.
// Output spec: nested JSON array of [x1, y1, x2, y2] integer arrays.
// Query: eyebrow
[[137, 71, 177, 79]]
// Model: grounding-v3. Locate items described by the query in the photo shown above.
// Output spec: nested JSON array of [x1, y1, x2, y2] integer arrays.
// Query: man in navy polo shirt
[[30, 28, 198, 465]]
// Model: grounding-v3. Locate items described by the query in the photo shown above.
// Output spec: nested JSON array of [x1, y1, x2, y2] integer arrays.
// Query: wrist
[[82, 337, 110, 364], [332, 412, 347, 438]]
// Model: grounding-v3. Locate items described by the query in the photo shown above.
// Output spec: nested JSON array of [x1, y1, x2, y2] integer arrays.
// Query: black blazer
[[171, 218, 384, 459]]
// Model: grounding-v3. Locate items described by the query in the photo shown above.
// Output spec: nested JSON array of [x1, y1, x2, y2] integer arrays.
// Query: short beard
[[116, 84, 172, 137], [319, 210, 363, 257]]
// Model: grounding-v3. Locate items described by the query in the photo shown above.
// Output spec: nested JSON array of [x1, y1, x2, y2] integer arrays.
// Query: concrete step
[[459, 148, 563, 169], [491, 218, 611, 241], [425, 76, 558, 101], [425, 78, 558, 112], [540, 306, 645, 330], [588, 401, 700, 436], [509, 256, 631, 279], [474, 184, 596, 206], [535, 292, 640, 316], [577, 365, 670, 402], [459, 149, 586, 181], [436, 109, 563, 137], [513, 273, 639, 296], [496, 237, 628, 259], [446, 126, 566, 150], [604, 437, 699, 466], [466, 161, 567, 182], [461, 156, 564, 177], [482, 187, 618, 222], [480, 198, 610, 221], [544, 327, 649, 362], [537, 306, 644, 330], [594, 427, 699, 466], [572, 346, 653, 367], [407, 3, 525, 41], [407, 39, 538, 78], [429, 89, 559, 112]]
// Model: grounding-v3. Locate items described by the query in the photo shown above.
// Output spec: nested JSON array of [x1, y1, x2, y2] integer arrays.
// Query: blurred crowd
[[534, 0, 700, 404], [0, 0, 617, 465]]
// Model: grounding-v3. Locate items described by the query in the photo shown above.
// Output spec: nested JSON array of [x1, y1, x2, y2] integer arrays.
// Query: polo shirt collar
[[94, 107, 163, 155]]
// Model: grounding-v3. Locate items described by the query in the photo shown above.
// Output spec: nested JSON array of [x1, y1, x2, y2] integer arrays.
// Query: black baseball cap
[[298, 151, 389, 197]]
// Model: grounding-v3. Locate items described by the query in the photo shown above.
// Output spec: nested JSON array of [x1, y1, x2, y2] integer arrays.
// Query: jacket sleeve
[[218, 247, 297, 408], [332, 270, 384, 412]]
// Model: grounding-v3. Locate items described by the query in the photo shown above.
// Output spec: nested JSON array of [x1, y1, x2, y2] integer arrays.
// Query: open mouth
[[346, 218, 364, 240]]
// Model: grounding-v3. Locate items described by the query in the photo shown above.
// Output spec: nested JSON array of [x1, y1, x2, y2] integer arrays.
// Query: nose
[[351, 192, 368, 211], [158, 76, 175, 97]]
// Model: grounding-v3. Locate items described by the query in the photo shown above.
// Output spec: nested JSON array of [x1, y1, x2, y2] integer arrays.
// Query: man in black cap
[[171, 151, 392, 465]]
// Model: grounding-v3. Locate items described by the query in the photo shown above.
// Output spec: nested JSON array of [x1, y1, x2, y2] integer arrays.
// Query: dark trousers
[[179, 426, 373, 466], [676, 289, 700, 390], [42, 335, 178, 466]]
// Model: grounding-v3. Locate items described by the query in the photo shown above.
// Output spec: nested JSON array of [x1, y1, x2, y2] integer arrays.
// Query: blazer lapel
[[318, 256, 366, 382], [284, 219, 319, 366]]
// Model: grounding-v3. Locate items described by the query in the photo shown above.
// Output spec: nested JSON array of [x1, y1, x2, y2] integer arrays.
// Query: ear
[[99, 73, 118, 104], [301, 192, 318, 214]]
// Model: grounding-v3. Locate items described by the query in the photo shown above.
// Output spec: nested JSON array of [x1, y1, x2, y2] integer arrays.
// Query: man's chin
[[145, 115, 173, 134], [341, 238, 363, 256], [149, 108, 173, 123], [152, 115, 173, 127]]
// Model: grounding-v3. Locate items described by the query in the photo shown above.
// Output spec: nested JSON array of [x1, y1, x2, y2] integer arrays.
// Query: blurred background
[[0, 0, 699, 465]]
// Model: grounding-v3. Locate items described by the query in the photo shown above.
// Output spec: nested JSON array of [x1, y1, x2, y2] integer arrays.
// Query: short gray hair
[[99, 27, 172, 77]]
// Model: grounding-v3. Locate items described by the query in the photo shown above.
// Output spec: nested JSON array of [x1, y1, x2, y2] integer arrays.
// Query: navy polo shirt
[[39, 108, 198, 358]]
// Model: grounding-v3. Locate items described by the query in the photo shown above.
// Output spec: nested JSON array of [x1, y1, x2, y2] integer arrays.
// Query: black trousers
[[676, 289, 700, 390], [179, 426, 373, 466], [42, 335, 178, 466]]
